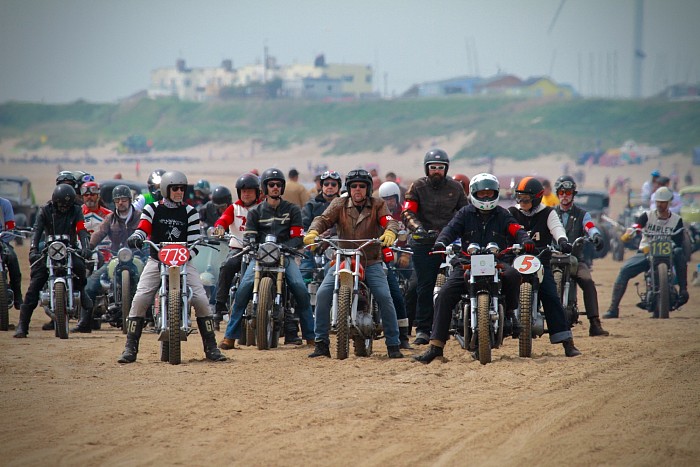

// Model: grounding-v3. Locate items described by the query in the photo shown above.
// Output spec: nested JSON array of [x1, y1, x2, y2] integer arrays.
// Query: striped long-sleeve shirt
[[134, 200, 201, 260]]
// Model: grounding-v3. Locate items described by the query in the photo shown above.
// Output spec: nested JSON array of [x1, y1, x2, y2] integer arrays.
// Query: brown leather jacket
[[402, 176, 468, 234], [309, 195, 399, 266]]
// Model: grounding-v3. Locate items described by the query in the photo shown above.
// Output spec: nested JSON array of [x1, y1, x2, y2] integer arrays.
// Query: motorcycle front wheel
[[657, 263, 670, 319], [167, 272, 182, 365], [121, 269, 131, 334], [0, 273, 8, 331], [477, 293, 491, 365], [256, 277, 274, 350], [54, 282, 69, 339], [336, 285, 351, 360], [518, 282, 533, 358]]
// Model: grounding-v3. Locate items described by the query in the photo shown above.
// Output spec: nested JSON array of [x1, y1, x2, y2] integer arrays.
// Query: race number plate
[[158, 243, 190, 266], [471, 254, 496, 276], [513, 255, 541, 275], [649, 239, 672, 257]]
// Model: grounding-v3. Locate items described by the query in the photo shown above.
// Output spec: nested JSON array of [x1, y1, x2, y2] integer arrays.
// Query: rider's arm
[[1, 198, 15, 231], [89, 214, 112, 249], [185, 205, 202, 257], [214, 204, 234, 229], [580, 211, 601, 238], [672, 217, 685, 247], [435, 205, 466, 246], [401, 182, 423, 232], [308, 197, 341, 235], [283, 205, 304, 249], [30, 206, 48, 251], [546, 209, 568, 243]]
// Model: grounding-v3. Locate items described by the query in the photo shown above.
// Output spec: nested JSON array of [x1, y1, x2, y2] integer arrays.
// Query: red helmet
[[452, 173, 470, 193]]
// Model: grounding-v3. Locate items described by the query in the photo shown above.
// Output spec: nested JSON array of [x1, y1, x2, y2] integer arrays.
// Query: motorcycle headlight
[[48, 241, 68, 261], [486, 242, 500, 255], [117, 247, 133, 263], [257, 242, 281, 267], [466, 243, 481, 255]]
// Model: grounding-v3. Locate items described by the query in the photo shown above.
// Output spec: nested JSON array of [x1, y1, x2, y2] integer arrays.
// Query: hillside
[[1, 97, 699, 161]]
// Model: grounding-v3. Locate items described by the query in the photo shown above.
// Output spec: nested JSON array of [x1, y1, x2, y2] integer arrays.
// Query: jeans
[[386, 267, 407, 324], [539, 265, 573, 344], [314, 262, 400, 346], [223, 257, 314, 340], [614, 250, 687, 290]]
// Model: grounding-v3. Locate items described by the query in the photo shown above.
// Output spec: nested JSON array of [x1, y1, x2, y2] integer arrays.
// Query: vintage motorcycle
[[550, 236, 589, 328], [512, 244, 549, 358], [145, 237, 218, 364], [93, 247, 145, 333], [432, 241, 459, 303], [314, 237, 382, 360], [634, 228, 684, 319], [221, 237, 256, 346]]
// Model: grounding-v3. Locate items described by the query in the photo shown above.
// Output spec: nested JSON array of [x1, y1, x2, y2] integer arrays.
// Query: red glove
[[524, 240, 536, 254]]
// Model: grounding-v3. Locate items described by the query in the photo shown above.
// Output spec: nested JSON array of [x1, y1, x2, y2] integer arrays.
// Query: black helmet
[[112, 184, 133, 202], [211, 186, 233, 206], [423, 148, 450, 176], [554, 175, 577, 195], [345, 168, 373, 197], [56, 171, 78, 188], [235, 173, 262, 200], [160, 170, 188, 201], [194, 179, 211, 196], [260, 168, 286, 195], [515, 176, 544, 209], [52, 184, 76, 212], [147, 169, 166, 196]]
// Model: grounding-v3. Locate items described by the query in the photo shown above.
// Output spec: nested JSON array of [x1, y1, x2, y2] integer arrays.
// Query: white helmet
[[654, 186, 673, 202], [469, 173, 500, 211], [378, 181, 400, 200]]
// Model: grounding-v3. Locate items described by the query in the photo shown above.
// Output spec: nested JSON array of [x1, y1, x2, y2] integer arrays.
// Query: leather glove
[[620, 227, 635, 243], [411, 226, 427, 241], [432, 241, 446, 252], [678, 289, 689, 306], [213, 226, 225, 238], [592, 233, 604, 251], [304, 229, 319, 246], [379, 229, 397, 247], [558, 238, 572, 254], [29, 249, 41, 264], [127, 233, 144, 249], [523, 240, 536, 254]]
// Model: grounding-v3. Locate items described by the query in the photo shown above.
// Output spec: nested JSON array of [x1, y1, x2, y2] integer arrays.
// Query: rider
[[402, 149, 468, 345], [218, 168, 314, 349], [211, 173, 262, 333], [553, 175, 609, 336], [14, 185, 92, 338], [414, 173, 534, 363], [0, 197, 23, 310], [200, 185, 233, 231], [81, 181, 113, 255], [190, 179, 211, 209], [508, 176, 582, 357], [641, 170, 661, 206], [603, 186, 688, 318], [78, 185, 142, 332], [305, 169, 404, 359], [118, 170, 226, 363], [133, 168, 166, 211]]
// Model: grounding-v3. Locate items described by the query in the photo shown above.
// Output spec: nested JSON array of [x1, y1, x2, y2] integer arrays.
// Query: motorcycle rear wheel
[[657, 263, 670, 319], [256, 277, 274, 350], [55, 282, 69, 339], [518, 282, 533, 358], [477, 293, 491, 365], [0, 273, 8, 331], [336, 285, 351, 360]]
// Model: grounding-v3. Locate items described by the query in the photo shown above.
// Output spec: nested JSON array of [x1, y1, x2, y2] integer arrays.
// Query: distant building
[[149, 59, 237, 101]]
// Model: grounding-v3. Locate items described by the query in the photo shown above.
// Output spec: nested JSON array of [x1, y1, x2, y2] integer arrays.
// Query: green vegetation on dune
[[1, 97, 698, 159]]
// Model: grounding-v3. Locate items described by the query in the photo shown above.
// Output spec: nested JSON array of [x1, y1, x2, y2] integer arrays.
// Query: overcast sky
[[1, 0, 699, 103]]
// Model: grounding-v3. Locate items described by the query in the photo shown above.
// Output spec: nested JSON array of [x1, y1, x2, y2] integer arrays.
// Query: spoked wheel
[[54, 282, 69, 339], [657, 263, 670, 319], [518, 282, 533, 358], [0, 274, 9, 331], [243, 302, 255, 346], [477, 293, 491, 365], [256, 277, 274, 350], [121, 270, 131, 334], [167, 269, 181, 365], [495, 304, 504, 349], [336, 285, 351, 360]]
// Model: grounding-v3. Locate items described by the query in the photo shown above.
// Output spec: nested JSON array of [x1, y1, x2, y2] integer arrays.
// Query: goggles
[[80, 185, 100, 195], [557, 180, 575, 190], [321, 170, 341, 181], [515, 195, 534, 203], [557, 189, 575, 196]]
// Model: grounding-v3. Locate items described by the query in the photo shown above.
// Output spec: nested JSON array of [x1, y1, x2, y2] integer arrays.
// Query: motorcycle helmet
[[515, 176, 544, 209], [378, 181, 400, 202], [80, 181, 100, 197], [654, 186, 674, 202], [260, 168, 286, 196], [235, 172, 261, 200], [56, 171, 78, 188], [554, 175, 577, 195], [194, 179, 211, 196], [453, 173, 470, 193], [52, 184, 76, 213], [160, 170, 188, 201], [423, 148, 450, 176], [469, 173, 500, 211], [345, 169, 373, 197], [211, 186, 233, 206], [147, 169, 166, 196], [112, 184, 133, 202]]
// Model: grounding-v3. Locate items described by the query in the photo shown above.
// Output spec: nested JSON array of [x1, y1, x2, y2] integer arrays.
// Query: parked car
[[573, 190, 614, 262], [0, 176, 39, 228]]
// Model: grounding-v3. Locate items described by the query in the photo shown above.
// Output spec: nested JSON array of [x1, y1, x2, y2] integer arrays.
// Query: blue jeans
[[386, 267, 407, 323], [223, 257, 314, 340], [314, 262, 400, 346]]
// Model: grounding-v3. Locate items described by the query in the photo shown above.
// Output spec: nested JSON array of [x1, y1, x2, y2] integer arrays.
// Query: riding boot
[[13, 304, 34, 338], [413, 343, 445, 364], [117, 317, 144, 363], [399, 326, 413, 349], [197, 317, 227, 362], [284, 313, 302, 345], [588, 317, 609, 336], [603, 283, 626, 319], [562, 338, 582, 357], [71, 307, 93, 333], [387, 345, 404, 359], [308, 340, 331, 358]]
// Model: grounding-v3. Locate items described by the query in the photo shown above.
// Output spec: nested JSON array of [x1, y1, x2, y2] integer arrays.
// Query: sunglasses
[[267, 181, 283, 188], [557, 189, 575, 196], [428, 164, 446, 171], [349, 183, 367, 189], [323, 181, 339, 187], [170, 185, 186, 192]]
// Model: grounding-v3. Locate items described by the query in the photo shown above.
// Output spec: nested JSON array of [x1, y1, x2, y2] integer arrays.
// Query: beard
[[429, 173, 444, 186]]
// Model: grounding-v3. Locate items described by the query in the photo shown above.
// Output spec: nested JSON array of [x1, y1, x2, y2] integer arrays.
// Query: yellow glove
[[304, 230, 320, 246], [620, 228, 635, 243], [641, 245, 650, 254], [379, 229, 397, 247]]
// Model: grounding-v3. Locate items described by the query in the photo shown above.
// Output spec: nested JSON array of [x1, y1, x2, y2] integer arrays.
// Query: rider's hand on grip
[[523, 240, 536, 254], [127, 233, 144, 249], [620, 227, 635, 243], [379, 229, 397, 247], [29, 249, 41, 264], [412, 226, 427, 241], [432, 241, 446, 252], [304, 230, 319, 249], [213, 226, 225, 238], [592, 233, 604, 251], [558, 238, 572, 254]]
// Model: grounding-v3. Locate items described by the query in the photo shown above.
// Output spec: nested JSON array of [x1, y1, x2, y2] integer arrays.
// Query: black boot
[[118, 317, 144, 363], [399, 326, 413, 349], [284, 313, 302, 345], [588, 317, 609, 336], [308, 340, 331, 358], [13, 304, 34, 338], [413, 344, 444, 364], [71, 307, 93, 333], [507, 309, 520, 338], [42, 320, 55, 331], [387, 345, 404, 359], [197, 317, 227, 362], [603, 283, 626, 319], [562, 338, 581, 357]]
